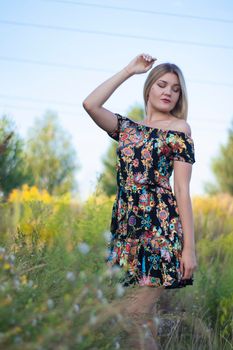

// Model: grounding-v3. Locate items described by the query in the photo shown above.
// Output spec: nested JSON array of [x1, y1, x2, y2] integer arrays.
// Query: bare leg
[[116, 285, 164, 349]]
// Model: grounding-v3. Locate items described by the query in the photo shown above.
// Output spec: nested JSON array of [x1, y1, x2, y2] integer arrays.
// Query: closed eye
[[157, 84, 180, 93]]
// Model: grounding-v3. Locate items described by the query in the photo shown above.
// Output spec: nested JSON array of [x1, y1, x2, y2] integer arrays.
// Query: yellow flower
[[3, 262, 11, 270], [8, 184, 53, 204], [3, 295, 12, 305], [20, 275, 27, 285]]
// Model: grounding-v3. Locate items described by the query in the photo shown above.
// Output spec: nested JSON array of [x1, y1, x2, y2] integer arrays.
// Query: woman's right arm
[[82, 53, 157, 134]]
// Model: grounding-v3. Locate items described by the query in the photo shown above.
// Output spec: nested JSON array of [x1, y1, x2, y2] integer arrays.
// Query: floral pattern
[[106, 113, 196, 289]]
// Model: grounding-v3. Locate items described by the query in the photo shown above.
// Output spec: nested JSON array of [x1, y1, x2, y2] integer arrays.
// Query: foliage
[[0, 115, 31, 200], [0, 187, 232, 348], [23, 111, 80, 196], [204, 118, 233, 195]]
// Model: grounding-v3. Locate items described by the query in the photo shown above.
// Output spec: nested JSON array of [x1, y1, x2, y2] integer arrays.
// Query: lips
[[161, 98, 171, 103]]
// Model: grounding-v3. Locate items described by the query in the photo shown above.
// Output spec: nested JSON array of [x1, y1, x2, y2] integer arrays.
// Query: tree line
[[0, 107, 232, 201]]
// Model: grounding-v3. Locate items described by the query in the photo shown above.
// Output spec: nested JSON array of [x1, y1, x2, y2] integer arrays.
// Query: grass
[[0, 189, 232, 349]]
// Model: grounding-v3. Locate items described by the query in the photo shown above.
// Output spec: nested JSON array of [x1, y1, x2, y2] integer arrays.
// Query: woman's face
[[147, 72, 181, 113]]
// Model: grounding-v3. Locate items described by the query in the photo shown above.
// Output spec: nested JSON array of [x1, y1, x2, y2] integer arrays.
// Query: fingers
[[181, 265, 194, 279], [179, 258, 184, 275], [142, 53, 157, 62], [179, 258, 195, 280]]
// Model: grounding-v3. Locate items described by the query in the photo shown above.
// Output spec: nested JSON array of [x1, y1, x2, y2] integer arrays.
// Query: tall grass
[[0, 186, 232, 349]]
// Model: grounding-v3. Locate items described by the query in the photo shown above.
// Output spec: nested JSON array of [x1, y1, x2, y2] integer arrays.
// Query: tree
[[0, 115, 30, 200], [24, 111, 80, 196], [204, 118, 233, 195], [97, 105, 145, 196]]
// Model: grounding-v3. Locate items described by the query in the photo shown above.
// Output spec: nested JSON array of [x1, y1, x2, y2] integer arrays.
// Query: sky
[[0, 0, 233, 201]]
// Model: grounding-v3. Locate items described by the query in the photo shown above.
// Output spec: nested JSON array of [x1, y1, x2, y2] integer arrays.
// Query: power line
[[0, 56, 233, 88], [0, 103, 231, 128], [0, 94, 81, 109], [43, 0, 233, 25], [0, 19, 233, 50], [0, 55, 112, 72], [0, 103, 79, 117]]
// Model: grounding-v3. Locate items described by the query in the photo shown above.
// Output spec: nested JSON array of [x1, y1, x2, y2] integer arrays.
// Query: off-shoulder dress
[[106, 113, 196, 289]]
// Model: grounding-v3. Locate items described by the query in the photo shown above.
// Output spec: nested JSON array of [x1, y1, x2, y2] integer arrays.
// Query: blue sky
[[1, 0, 233, 201]]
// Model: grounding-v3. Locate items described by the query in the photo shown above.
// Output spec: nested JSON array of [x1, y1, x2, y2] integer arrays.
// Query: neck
[[144, 113, 173, 123]]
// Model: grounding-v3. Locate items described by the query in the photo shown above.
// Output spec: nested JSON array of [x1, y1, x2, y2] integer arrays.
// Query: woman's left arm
[[175, 190, 195, 250], [174, 162, 198, 279]]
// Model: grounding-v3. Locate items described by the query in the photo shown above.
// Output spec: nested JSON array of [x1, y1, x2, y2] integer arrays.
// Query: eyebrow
[[158, 80, 181, 86]]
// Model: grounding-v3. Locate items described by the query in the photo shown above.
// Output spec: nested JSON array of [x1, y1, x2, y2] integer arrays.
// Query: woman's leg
[[123, 285, 164, 316], [117, 285, 164, 349]]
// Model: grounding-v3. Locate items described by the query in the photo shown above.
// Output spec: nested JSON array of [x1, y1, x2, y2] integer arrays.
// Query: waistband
[[119, 180, 173, 194]]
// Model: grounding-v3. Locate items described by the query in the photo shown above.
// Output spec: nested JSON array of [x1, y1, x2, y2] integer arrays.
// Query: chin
[[158, 107, 172, 113]]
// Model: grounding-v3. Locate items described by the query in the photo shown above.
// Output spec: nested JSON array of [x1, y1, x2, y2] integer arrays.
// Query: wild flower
[[27, 280, 33, 288], [96, 288, 103, 300], [114, 340, 121, 349], [103, 231, 112, 242], [89, 314, 98, 325], [153, 316, 161, 326], [47, 299, 54, 310], [73, 303, 80, 313], [20, 275, 27, 285], [66, 271, 76, 282], [115, 283, 125, 297], [76, 242, 90, 255], [31, 319, 37, 327]]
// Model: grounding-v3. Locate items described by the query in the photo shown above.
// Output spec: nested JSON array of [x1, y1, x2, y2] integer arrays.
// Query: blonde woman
[[83, 53, 197, 348]]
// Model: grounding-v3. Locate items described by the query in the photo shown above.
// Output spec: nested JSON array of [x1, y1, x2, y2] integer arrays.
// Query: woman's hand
[[179, 248, 198, 280], [124, 53, 157, 75]]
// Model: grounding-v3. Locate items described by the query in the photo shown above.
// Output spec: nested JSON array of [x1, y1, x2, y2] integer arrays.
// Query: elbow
[[82, 99, 91, 111], [82, 100, 99, 113], [174, 185, 190, 197]]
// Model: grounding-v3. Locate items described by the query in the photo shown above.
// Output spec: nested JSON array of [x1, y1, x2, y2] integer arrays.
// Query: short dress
[[105, 113, 196, 289]]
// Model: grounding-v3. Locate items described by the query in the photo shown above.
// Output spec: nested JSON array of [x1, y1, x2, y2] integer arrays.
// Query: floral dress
[[106, 113, 196, 289]]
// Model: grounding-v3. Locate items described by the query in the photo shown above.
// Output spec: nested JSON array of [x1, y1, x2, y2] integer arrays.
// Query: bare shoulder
[[170, 118, 192, 136]]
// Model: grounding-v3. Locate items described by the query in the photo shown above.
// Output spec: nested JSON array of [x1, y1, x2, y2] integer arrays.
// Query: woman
[[83, 53, 198, 348]]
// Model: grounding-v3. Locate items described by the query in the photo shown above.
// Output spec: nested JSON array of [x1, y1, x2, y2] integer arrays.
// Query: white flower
[[103, 231, 112, 242], [73, 304, 80, 313], [13, 278, 20, 289], [66, 271, 75, 282], [153, 316, 161, 326], [27, 280, 33, 288], [32, 319, 37, 326], [115, 283, 125, 297], [9, 254, 15, 261], [89, 314, 97, 325], [77, 242, 90, 255], [47, 299, 54, 309], [96, 289, 103, 300], [115, 341, 121, 349]]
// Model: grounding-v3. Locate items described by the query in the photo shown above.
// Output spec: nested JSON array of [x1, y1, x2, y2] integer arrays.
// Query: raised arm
[[82, 53, 157, 134]]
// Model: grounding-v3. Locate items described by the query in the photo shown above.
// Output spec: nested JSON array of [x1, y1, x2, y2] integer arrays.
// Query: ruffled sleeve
[[170, 132, 196, 165], [107, 113, 125, 142]]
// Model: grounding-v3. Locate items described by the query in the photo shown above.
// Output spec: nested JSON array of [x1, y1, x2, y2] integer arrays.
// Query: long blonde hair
[[143, 63, 188, 120]]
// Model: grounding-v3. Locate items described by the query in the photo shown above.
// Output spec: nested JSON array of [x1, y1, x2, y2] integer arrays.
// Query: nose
[[163, 87, 172, 96]]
